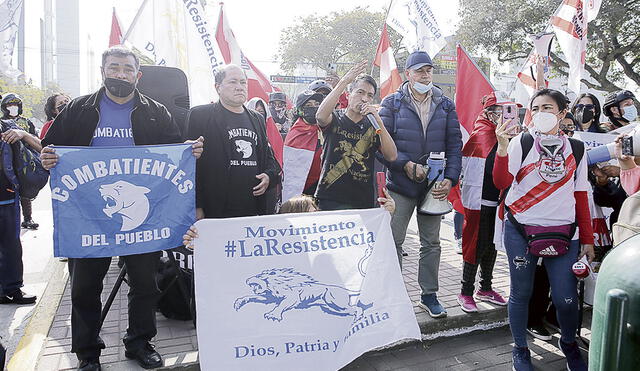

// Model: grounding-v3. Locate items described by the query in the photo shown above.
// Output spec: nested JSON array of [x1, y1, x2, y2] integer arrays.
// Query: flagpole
[[371, 0, 395, 75], [122, 0, 149, 43]]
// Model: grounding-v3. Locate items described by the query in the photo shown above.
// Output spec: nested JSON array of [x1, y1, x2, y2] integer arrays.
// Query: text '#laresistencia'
[[223, 222, 375, 258]]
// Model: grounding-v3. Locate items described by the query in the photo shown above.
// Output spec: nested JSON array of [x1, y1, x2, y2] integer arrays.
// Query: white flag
[[124, 0, 225, 105], [386, 0, 447, 57], [194, 208, 421, 371], [551, 0, 602, 94], [0, 0, 24, 81]]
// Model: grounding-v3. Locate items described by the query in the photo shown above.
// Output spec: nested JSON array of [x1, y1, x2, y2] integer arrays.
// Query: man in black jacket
[[187, 64, 280, 219], [41, 46, 203, 371]]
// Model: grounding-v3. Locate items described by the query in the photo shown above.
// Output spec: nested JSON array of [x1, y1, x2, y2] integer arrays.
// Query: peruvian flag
[[215, 4, 279, 103], [454, 45, 494, 144], [109, 7, 123, 47], [282, 119, 321, 202], [373, 24, 402, 99]]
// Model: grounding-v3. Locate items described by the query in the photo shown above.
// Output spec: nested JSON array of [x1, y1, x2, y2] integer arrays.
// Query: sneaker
[[527, 324, 552, 341], [417, 293, 447, 318], [457, 294, 478, 313], [455, 239, 463, 254], [558, 339, 587, 371], [475, 289, 508, 306], [21, 219, 39, 230], [511, 346, 533, 371], [0, 290, 37, 305]]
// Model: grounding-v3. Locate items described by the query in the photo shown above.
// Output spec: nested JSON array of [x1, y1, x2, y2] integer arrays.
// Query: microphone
[[366, 114, 381, 134]]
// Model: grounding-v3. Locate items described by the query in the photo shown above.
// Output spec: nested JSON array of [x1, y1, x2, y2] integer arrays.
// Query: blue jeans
[[454, 211, 463, 240], [0, 199, 23, 296], [504, 220, 579, 347]]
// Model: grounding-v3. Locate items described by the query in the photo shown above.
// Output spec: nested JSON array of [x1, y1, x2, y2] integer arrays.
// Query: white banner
[[124, 0, 225, 105], [387, 0, 447, 57], [0, 0, 24, 80], [572, 131, 617, 149], [194, 208, 420, 371]]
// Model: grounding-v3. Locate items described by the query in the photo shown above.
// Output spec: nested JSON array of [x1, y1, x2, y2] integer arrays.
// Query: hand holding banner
[[49, 144, 195, 258], [194, 208, 420, 371]]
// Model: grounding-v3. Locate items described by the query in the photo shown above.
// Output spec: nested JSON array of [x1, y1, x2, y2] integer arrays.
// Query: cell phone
[[622, 136, 634, 156], [376, 172, 386, 200], [502, 104, 520, 133]]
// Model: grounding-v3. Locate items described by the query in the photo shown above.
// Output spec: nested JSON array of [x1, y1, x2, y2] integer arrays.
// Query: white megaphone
[[417, 152, 453, 216], [529, 32, 555, 73]]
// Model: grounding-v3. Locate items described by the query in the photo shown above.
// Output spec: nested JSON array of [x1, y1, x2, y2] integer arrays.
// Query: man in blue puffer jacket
[[378, 51, 462, 318]]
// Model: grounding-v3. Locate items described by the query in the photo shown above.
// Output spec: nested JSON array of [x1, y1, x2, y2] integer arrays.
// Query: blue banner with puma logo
[[49, 144, 195, 258]]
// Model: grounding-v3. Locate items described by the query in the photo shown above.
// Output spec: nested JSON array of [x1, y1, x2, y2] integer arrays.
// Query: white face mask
[[7, 105, 19, 117], [532, 111, 559, 133], [413, 81, 433, 94]]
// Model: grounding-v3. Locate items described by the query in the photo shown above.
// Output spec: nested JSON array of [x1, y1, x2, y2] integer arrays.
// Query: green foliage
[[0, 76, 61, 122], [278, 7, 403, 75], [457, 0, 640, 92]]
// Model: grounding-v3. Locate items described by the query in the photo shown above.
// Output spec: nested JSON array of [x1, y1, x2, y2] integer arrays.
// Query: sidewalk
[[28, 213, 513, 370]]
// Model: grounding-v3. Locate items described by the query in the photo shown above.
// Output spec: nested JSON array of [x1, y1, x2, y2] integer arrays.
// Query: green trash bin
[[590, 234, 640, 370]]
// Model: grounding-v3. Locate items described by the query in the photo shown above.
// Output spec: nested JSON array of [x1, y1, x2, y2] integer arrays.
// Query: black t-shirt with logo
[[222, 107, 260, 217], [315, 111, 381, 208]]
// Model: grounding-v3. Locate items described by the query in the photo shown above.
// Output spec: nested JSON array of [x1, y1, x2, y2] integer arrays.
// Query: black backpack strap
[[568, 137, 585, 168], [520, 132, 534, 164]]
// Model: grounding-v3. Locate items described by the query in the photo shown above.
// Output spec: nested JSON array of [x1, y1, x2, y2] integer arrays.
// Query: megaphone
[[417, 152, 453, 216], [587, 128, 640, 165], [529, 32, 554, 70]]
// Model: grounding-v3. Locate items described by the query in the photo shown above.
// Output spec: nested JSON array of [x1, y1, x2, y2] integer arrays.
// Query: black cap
[[295, 90, 324, 109], [269, 92, 287, 103], [308, 80, 332, 94]]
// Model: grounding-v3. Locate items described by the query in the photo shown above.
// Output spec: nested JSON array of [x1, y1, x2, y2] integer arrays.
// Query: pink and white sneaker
[[474, 289, 507, 306], [457, 294, 478, 313]]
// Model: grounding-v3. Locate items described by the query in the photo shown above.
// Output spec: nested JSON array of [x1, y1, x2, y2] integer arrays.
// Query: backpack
[[157, 248, 194, 321], [0, 119, 49, 199], [612, 190, 640, 246]]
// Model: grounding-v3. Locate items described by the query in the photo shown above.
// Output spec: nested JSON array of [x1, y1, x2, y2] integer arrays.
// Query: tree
[[0, 75, 60, 123], [457, 0, 640, 92], [278, 7, 403, 75]]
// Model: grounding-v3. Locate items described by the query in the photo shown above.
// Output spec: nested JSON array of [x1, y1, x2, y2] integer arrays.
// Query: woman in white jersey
[[493, 89, 594, 371]]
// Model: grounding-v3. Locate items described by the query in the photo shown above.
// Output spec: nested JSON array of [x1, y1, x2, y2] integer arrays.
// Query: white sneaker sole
[[416, 301, 447, 318], [457, 297, 478, 313], [474, 294, 508, 306], [526, 328, 552, 341]]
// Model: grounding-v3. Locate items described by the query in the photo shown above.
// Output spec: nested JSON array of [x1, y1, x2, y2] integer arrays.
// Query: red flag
[[215, 4, 279, 103], [454, 45, 494, 143], [109, 7, 123, 47], [373, 25, 402, 99]]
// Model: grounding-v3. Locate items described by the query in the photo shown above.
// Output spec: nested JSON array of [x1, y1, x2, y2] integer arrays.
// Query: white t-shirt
[[505, 132, 589, 226]]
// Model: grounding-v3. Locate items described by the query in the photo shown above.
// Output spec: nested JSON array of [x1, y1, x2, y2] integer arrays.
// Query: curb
[[7, 258, 68, 371]]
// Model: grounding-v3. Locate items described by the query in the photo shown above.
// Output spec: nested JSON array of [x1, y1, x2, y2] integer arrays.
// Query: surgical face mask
[[104, 77, 136, 98], [413, 81, 432, 94], [7, 105, 19, 117], [622, 104, 638, 122], [532, 111, 559, 133], [300, 106, 318, 124]]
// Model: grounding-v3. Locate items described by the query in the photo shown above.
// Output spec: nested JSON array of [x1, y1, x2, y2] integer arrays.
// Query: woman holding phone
[[493, 89, 594, 371]]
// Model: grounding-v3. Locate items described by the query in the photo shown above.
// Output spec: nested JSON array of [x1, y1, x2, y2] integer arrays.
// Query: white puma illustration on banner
[[99, 181, 151, 231]]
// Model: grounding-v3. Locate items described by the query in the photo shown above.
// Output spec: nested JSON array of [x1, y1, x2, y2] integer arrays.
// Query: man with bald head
[[187, 64, 281, 219]]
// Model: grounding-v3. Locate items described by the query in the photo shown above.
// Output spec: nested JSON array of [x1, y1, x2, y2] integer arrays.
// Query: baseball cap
[[405, 51, 433, 70], [295, 90, 324, 109], [269, 92, 287, 103]]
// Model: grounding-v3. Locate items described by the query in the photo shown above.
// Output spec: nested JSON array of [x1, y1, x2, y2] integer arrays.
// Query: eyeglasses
[[575, 104, 594, 110]]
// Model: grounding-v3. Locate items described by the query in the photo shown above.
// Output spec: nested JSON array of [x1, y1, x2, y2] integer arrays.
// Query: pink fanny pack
[[507, 212, 574, 257]]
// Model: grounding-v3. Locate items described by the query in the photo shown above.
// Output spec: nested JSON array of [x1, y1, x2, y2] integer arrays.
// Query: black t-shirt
[[222, 107, 259, 217], [315, 111, 381, 208]]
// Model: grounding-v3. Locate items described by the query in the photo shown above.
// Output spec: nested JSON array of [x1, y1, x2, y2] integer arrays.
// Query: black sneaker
[[78, 358, 101, 371], [558, 339, 587, 371], [21, 219, 39, 230], [0, 290, 37, 305], [125, 343, 162, 369], [527, 324, 552, 341]]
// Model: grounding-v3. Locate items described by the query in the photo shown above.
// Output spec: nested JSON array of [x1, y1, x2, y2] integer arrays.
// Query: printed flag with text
[[194, 208, 421, 371], [386, 0, 447, 57], [50, 144, 195, 258]]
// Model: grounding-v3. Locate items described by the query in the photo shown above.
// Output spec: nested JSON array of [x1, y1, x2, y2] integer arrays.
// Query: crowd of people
[[1, 44, 639, 371]]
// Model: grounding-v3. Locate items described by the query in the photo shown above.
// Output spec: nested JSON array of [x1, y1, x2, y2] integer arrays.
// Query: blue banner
[[50, 144, 195, 258]]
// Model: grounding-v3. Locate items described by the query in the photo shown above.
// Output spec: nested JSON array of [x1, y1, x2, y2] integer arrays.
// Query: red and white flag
[[374, 24, 403, 99], [109, 7, 123, 47], [215, 4, 279, 103], [282, 119, 321, 202], [551, 0, 602, 94], [454, 44, 494, 144]]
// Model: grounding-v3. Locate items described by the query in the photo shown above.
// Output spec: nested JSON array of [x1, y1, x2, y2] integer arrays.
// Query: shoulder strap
[[391, 93, 402, 134], [520, 132, 534, 164], [568, 137, 584, 167]]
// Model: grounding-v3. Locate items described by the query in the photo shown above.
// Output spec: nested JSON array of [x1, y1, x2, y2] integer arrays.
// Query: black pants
[[461, 206, 498, 296], [69, 251, 161, 360], [527, 263, 557, 327], [0, 201, 23, 296], [19, 197, 32, 220]]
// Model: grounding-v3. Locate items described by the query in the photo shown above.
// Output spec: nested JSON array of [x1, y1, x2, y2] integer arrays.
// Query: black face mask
[[301, 106, 318, 124], [104, 77, 136, 98], [577, 107, 594, 124]]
